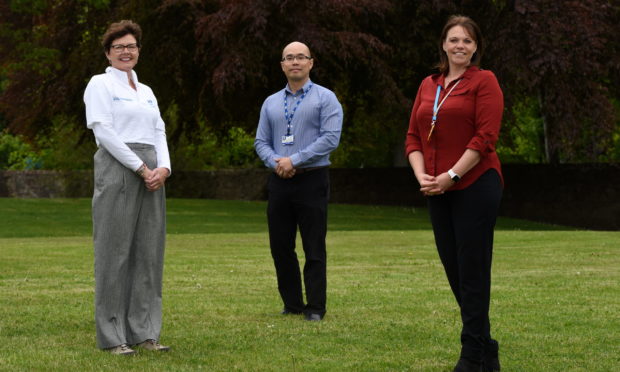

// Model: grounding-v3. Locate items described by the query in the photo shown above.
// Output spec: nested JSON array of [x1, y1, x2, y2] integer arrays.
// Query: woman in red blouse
[[405, 15, 503, 372]]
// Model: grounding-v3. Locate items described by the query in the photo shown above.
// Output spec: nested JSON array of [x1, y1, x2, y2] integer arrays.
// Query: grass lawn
[[0, 198, 618, 371]]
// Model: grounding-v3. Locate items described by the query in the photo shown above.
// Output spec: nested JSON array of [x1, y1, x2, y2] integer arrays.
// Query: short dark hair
[[101, 20, 142, 52], [437, 15, 484, 74]]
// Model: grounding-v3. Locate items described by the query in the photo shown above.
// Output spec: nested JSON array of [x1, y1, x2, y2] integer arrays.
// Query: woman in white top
[[84, 20, 171, 355]]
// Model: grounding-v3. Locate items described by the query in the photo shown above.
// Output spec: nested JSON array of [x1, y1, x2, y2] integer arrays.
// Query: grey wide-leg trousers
[[92, 143, 166, 349]]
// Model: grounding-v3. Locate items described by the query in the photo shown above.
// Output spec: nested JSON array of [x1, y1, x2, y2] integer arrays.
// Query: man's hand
[[275, 157, 296, 178]]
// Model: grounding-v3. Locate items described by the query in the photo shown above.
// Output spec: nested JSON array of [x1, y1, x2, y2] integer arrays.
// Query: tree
[[0, 0, 618, 169], [0, 0, 115, 137], [490, 0, 616, 163], [159, 0, 407, 167]]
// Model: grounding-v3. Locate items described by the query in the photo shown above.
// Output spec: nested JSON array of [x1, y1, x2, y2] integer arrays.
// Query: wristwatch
[[448, 169, 461, 183], [135, 163, 147, 177]]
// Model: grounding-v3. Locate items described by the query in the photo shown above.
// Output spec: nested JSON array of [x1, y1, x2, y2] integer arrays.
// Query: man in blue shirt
[[254, 41, 343, 321]]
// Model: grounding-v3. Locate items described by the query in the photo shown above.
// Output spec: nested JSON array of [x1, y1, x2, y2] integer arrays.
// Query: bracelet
[[135, 163, 147, 177]]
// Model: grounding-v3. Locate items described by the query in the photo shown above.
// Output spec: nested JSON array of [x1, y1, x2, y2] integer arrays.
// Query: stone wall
[[1, 164, 618, 230], [0, 170, 93, 198]]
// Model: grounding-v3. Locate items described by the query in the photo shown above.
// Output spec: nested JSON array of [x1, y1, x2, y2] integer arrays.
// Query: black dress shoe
[[304, 313, 322, 321], [281, 308, 303, 315], [453, 358, 483, 372]]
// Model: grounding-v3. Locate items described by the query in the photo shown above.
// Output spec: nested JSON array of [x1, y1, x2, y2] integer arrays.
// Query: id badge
[[281, 135, 294, 145]]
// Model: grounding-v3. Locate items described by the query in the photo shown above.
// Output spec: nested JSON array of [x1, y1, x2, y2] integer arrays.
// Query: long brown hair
[[436, 15, 484, 74]]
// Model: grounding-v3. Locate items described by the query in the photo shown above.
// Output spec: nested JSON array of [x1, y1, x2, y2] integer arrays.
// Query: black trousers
[[266, 167, 329, 316], [427, 169, 502, 363]]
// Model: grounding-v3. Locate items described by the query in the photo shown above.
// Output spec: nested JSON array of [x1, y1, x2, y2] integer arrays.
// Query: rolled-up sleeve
[[466, 71, 503, 156], [405, 82, 425, 156]]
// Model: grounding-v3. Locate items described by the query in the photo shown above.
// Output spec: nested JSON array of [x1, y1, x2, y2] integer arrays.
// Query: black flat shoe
[[453, 358, 483, 372], [304, 313, 322, 321]]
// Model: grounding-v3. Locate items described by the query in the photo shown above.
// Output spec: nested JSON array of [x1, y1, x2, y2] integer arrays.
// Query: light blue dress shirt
[[254, 80, 343, 169]]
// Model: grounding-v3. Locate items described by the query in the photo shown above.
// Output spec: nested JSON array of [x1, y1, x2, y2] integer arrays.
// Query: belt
[[294, 166, 327, 175]]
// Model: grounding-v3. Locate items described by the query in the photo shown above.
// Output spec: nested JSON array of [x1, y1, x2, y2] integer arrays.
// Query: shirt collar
[[285, 79, 313, 95], [433, 65, 480, 87], [106, 66, 139, 87]]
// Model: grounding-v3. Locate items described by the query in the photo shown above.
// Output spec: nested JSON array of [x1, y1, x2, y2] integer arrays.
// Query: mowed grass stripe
[[0, 198, 570, 239], [1, 224, 619, 371]]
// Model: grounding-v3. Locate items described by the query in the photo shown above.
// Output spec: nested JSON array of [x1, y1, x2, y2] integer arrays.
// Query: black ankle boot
[[453, 358, 483, 372], [483, 339, 500, 372]]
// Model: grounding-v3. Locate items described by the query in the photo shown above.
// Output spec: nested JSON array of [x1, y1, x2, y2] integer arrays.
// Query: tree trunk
[[538, 88, 557, 164]]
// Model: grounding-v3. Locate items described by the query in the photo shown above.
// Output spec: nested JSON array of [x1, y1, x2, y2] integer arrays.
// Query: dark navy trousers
[[427, 169, 502, 363], [266, 168, 329, 317]]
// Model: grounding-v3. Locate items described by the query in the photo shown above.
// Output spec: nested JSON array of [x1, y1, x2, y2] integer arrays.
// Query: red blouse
[[405, 66, 504, 190]]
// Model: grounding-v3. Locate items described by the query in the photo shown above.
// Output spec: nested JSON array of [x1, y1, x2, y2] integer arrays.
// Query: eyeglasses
[[281, 54, 312, 63], [110, 43, 139, 53]]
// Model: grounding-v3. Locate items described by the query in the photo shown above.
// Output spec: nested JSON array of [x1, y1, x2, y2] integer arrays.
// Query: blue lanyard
[[433, 79, 461, 122], [428, 79, 462, 142], [284, 84, 313, 136], [432, 86, 442, 122]]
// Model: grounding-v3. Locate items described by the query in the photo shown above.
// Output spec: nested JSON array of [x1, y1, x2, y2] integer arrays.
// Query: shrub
[[0, 130, 42, 170], [36, 114, 96, 170]]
